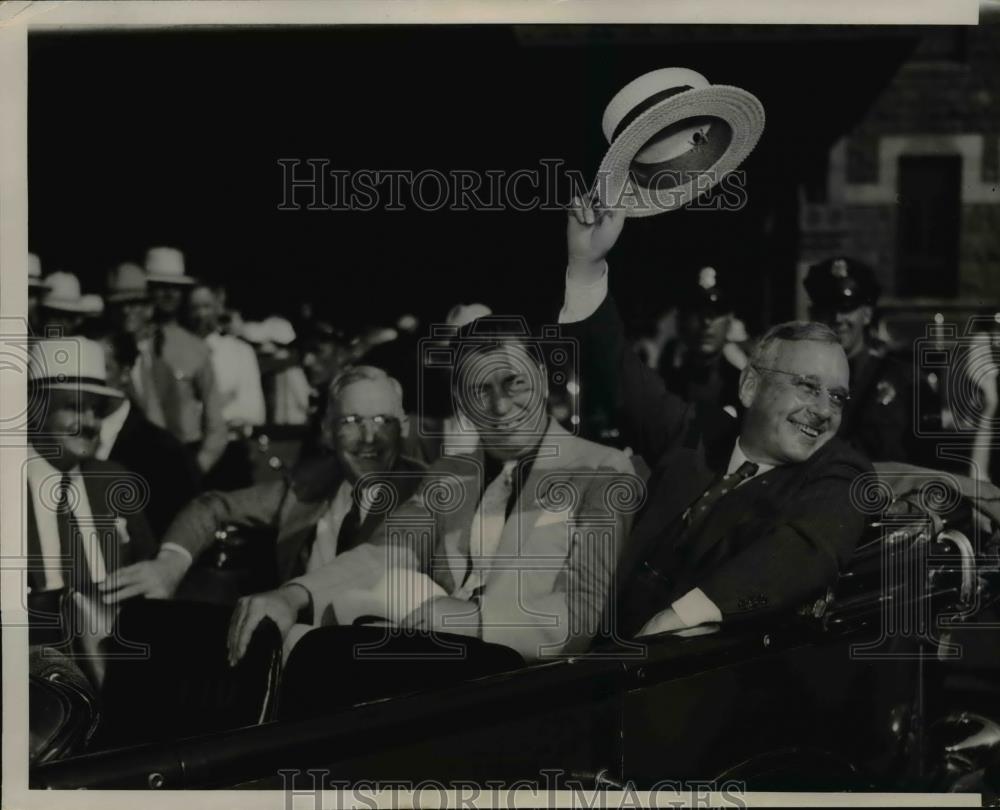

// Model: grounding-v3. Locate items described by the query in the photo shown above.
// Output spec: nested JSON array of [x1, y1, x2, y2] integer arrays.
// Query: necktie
[[134, 341, 167, 429], [454, 460, 517, 601], [55, 474, 91, 594], [335, 488, 364, 554], [683, 460, 759, 533]]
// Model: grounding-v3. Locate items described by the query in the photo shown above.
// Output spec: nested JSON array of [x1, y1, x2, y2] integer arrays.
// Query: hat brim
[[33, 380, 125, 399], [147, 274, 196, 286], [106, 291, 150, 303], [40, 300, 93, 314], [596, 85, 765, 218]]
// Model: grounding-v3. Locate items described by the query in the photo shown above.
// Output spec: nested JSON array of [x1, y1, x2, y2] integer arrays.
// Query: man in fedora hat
[[25, 337, 170, 603], [804, 256, 914, 463], [559, 196, 871, 641], [658, 266, 747, 417], [142, 246, 227, 475], [106, 262, 180, 436], [38, 271, 90, 338]]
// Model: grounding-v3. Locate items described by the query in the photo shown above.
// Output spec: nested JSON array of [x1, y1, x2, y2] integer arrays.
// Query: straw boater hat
[[29, 254, 49, 292], [106, 262, 150, 303], [145, 246, 195, 285], [597, 67, 765, 217], [28, 337, 124, 400], [40, 272, 90, 313]]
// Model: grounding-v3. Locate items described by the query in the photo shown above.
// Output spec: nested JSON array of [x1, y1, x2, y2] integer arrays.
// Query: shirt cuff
[[159, 542, 193, 566], [558, 262, 609, 324], [671, 588, 722, 627]]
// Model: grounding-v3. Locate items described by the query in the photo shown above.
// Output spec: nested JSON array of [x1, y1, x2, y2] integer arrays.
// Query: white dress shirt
[[26, 449, 108, 590], [305, 480, 385, 573], [205, 332, 266, 429], [558, 263, 776, 628], [96, 399, 131, 461]]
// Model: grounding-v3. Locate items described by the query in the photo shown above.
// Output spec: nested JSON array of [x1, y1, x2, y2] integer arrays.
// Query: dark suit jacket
[[107, 403, 202, 539], [26, 458, 159, 593], [562, 295, 873, 637], [161, 454, 428, 583]]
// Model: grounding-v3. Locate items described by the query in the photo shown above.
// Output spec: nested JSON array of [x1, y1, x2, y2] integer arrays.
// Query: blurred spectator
[[805, 256, 914, 462], [298, 321, 351, 462], [91, 327, 202, 538], [187, 284, 266, 490], [38, 271, 89, 337], [28, 253, 49, 336], [245, 316, 311, 425], [631, 308, 677, 371], [658, 266, 746, 416], [105, 262, 179, 433], [144, 246, 228, 474]]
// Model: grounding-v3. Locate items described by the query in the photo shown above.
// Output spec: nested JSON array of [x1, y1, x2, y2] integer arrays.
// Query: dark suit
[[26, 458, 159, 594], [161, 454, 427, 584], [562, 296, 873, 638], [106, 403, 202, 539]]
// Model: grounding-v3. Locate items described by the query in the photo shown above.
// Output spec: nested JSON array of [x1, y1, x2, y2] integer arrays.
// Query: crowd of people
[[24, 197, 1000, 704]]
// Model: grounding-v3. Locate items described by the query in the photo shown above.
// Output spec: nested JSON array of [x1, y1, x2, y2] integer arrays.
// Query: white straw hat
[[597, 67, 765, 217]]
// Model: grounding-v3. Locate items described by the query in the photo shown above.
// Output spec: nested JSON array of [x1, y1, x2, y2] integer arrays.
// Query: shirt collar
[[26, 445, 81, 487], [727, 438, 776, 478], [97, 399, 131, 459]]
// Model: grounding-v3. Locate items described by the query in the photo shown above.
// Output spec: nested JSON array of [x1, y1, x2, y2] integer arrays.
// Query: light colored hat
[[243, 317, 297, 347], [80, 294, 105, 317], [106, 262, 150, 302], [145, 246, 195, 285], [446, 303, 493, 328], [29, 253, 48, 291], [28, 337, 124, 399], [264, 316, 297, 346], [41, 272, 90, 313], [597, 67, 765, 217]]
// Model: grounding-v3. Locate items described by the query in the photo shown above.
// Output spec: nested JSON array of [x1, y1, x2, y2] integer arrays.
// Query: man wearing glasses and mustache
[[154, 366, 427, 597], [560, 196, 873, 640]]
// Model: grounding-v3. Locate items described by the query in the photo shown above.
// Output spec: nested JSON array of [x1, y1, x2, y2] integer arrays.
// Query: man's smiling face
[[739, 338, 850, 465]]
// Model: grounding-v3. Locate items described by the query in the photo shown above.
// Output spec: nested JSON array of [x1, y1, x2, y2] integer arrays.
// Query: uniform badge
[[698, 266, 717, 290], [876, 379, 896, 406], [831, 259, 849, 278]]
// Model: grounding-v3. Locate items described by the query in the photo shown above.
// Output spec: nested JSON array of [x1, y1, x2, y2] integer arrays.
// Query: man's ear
[[738, 365, 758, 409], [399, 414, 410, 439], [860, 304, 874, 327]]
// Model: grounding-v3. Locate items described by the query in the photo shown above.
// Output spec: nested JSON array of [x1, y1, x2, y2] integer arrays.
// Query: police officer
[[658, 266, 746, 416], [804, 256, 914, 463]]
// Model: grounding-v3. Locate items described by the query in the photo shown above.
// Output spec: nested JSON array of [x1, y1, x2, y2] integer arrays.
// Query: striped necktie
[[683, 460, 759, 533]]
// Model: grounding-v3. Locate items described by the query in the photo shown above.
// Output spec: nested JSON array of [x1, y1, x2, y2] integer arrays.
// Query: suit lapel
[[437, 451, 485, 593], [490, 421, 573, 572]]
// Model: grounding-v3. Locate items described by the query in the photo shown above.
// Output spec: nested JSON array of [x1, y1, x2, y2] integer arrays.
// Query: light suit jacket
[[290, 420, 640, 661]]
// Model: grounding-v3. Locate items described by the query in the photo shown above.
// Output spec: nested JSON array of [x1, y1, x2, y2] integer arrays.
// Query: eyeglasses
[[333, 414, 401, 434], [751, 365, 851, 412], [467, 374, 535, 409]]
